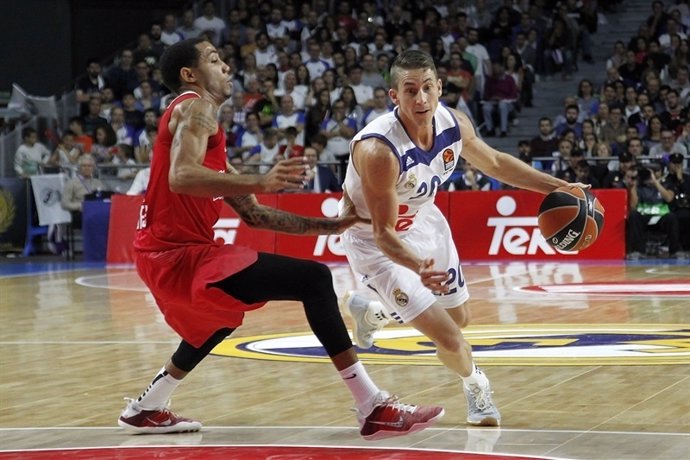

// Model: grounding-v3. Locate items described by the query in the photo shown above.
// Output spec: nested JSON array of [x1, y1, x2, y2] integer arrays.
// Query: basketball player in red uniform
[[117, 38, 444, 440]]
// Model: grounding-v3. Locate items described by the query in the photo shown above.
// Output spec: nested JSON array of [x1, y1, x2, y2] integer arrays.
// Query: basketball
[[537, 186, 605, 252]]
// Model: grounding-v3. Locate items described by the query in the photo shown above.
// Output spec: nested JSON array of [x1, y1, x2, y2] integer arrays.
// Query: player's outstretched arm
[[226, 193, 364, 235], [451, 109, 568, 194], [225, 167, 366, 235]]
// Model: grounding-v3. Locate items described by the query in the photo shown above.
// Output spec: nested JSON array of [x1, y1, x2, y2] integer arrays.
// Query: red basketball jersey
[[134, 91, 228, 251]]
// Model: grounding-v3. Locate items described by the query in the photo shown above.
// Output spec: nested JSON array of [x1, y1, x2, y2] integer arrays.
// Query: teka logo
[[313, 197, 346, 256], [488, 196, 577, 256], [213, 218, 241, 244]]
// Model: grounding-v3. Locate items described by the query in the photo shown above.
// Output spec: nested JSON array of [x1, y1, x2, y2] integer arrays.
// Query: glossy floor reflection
[[1, 259, 689, 460]]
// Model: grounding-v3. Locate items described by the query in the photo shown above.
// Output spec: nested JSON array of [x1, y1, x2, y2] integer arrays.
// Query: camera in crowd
[[637, 167, 652, 184]]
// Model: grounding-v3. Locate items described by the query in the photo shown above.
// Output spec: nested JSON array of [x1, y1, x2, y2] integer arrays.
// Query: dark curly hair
[[159, 37, 208, 92]]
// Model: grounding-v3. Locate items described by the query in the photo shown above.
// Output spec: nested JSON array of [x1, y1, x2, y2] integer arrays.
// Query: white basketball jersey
[[342, 104, 462, 238]]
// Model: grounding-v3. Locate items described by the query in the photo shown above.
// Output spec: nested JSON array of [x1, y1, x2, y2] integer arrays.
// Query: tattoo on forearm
[[228, 195, 341, 234], [260, 209, 341, 234]]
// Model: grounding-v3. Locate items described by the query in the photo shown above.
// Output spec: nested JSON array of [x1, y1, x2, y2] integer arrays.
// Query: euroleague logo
[[211, 324, 690, 366]]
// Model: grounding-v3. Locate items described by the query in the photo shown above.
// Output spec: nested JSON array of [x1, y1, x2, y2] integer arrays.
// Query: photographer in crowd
[[625, 162, 682, 260], [662, 153, 690, 255]]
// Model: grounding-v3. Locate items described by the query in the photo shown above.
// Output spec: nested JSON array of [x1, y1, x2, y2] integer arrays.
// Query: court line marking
[[1, 426, 685, 459], [645, 267, 690, 275], [2, 323, 688, 345], [543, 374, 690, 456], [0, 426, 687, 436], [0, 263, 120, 279], [496, 366, 601, 411], [71, 266, 533, 291], [31, 263, 676, 303], [0, 341, 178, 345], [0, 444, 571, 460], [0, 268, 101, 280]]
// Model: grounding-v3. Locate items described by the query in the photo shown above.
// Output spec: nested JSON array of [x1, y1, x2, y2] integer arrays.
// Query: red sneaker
[[358, 393, 444, 440], [118, 399, 202, 434]]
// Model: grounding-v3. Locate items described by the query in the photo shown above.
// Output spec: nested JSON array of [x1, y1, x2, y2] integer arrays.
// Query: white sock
[[135, 367, 181, 411], [338, 361, 381, 415], [461, 364, 489, 388]]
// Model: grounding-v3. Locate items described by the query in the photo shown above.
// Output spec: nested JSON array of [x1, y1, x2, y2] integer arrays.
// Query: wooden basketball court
[[1, 258, 688, 459]]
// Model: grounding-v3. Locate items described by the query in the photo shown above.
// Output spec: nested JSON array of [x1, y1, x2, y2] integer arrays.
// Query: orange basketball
[[538, 186, 605, 252]]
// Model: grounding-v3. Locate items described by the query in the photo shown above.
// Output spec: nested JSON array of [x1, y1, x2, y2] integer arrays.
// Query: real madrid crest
[[393, 288, 409, 307], [403, 174, 417, 190]]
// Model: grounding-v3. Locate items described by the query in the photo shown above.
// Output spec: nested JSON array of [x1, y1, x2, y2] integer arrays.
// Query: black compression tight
[[211, 252, 353, 357], [171, 253, 353, 371], [171, 327, 234, 372]]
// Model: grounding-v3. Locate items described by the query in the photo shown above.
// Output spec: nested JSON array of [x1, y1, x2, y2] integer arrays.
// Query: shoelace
[[468, 385, 493, 411], [381, 394, 417, 414], [352, 393, 417, 418]]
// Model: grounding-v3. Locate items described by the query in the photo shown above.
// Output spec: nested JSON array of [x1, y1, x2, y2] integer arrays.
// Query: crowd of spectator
[[12, 0, 690, 259], [18, 0, 601, 179], [510, 0, 690, 259]]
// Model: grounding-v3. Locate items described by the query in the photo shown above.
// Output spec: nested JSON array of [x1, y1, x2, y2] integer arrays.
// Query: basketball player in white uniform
[[339, 50, 572, 426]]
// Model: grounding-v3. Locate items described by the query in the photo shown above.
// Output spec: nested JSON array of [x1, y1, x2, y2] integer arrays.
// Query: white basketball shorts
[[342, 205, 469, 323]]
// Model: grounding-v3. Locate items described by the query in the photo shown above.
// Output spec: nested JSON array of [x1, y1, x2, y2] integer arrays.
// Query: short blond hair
[[78, 154, 96, 166]]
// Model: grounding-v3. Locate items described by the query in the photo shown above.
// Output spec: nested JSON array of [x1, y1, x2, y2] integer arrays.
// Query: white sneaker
[[464, 377, 501, 426], [341, 291, 390, 349]]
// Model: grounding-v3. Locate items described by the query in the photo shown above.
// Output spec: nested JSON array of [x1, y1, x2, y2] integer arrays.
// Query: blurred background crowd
[[2, 0, 689, 258]]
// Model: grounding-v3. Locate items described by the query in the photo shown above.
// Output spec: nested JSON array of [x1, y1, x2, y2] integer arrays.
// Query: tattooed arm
[[168, 97, 305, 197], [224, 166, 365, 235]]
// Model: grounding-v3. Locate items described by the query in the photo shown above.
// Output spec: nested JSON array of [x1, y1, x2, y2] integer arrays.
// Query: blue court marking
[[0, 261, 106, 277], [623, 257, 690, 266]]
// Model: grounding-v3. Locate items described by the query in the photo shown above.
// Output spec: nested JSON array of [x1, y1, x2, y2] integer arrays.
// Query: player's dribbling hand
[[418, 258, 450, 294], [261, 157, 310, 192]]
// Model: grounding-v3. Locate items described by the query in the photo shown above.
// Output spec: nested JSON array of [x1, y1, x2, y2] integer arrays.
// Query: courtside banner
[[273, 192, 452, 262], [106, 190, 626, 263], [274, 193, 345, 261], [106, 194, 277, 263], [447, 189, 627, 260], [107, 195, 142, 263], [215, 194, 276, 253]]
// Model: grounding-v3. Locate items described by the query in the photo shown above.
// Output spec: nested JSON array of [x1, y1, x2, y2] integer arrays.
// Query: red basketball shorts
[[135, 244, 264, 347]]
